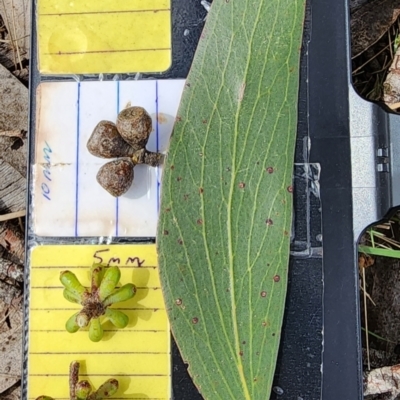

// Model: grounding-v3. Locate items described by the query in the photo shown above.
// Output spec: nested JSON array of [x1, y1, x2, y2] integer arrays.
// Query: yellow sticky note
[[37, 0, 171, 74], [28, 244, 170, 400]]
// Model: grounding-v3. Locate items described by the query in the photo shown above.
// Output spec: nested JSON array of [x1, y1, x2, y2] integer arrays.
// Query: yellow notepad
[[37, 0, 171, 74], [28, 244, 170, 399]]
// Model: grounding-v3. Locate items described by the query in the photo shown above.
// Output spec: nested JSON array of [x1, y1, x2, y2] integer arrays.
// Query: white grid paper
[[33, 80, 185, 237]]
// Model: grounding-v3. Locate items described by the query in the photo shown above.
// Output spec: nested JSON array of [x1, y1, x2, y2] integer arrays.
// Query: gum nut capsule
[[93, 379, 119, 399], [87, 121, 135, 159], [66, 312, 80, 333], [89, 318, 104, 342], [116, 106, 152, 150], [98, 266, 121, 301], [105, 308, 129, 329], [103, 283, 136, 306], [60, 271, 87, 297], [96, 159, 134, 197], [75, 380, 92, 399]]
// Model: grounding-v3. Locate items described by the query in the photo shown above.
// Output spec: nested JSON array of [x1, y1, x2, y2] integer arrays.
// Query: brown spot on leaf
[[175, 299, 182, 306], [192, 317, 199, 324], [261, 291, 267, 297], [178, 239, 183, 245], [287, 185, 293, 193], [202, 119, 208, 124], [266, 219, 273, 226], [272, 333, 276, 336], [183, 194, 189, 200], [165, 208, 171, 212], [242, 341, 246, 345], [284, 230, 289, 236], [197, 219, 203, 225], [170, 165, 175, 170], [186, 83, 191, 87], [176, 116, 182, 122], [199, 187, 204, 194], [262, 321, 267, 327], [177, 177, 182, 182], [267, 167, 274, 174], [253, 378, 257, 382], [273, 275, 281, 282], [163, 230, 169, 235], [239, 182, 246, 189], [239, 351, 243, 356]]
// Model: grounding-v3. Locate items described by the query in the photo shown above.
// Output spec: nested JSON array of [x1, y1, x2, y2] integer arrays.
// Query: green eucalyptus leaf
[[157, 0, 306, 398]]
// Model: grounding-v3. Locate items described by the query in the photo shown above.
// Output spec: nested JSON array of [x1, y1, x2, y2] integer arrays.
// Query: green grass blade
[[157, 0, 306, 398], [359, 245, 400, 259]]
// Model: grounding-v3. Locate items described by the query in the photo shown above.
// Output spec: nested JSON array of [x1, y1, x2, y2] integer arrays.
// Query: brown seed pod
[[87, 121, 135, 159], [96, 159, 134, 197], [116, 106, 152, 150]]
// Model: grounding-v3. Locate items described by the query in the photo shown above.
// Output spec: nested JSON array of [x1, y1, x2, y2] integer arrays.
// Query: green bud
[[103, 283, 136, 306], [66, 312, 80, 333], [76, 312, 90, 328], [76, 380, 92, 399], [92, 379, 119, 399], [60, 271, 87, 297], [105, 309, 129, 329], [98, 266, 121, 301], [63, 288, 82, 304], [91, 264, 104, 291], [89, 318, 103, 342]]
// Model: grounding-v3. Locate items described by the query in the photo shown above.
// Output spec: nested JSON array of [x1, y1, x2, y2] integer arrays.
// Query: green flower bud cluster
[[60, 264, 136, 342], [35, 361, 119, 400]]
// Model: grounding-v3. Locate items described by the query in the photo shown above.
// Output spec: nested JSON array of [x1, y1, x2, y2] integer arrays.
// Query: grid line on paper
[[116, 81, 120, 237], [74, 82, 81, 237], [40, 8, 170, 16]]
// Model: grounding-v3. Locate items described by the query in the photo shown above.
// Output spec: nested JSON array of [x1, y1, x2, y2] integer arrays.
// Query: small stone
[[96, 159, 134, 197]]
